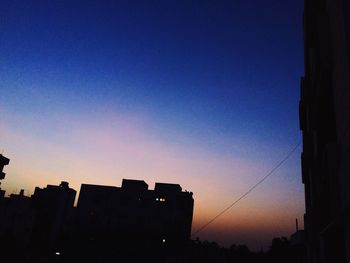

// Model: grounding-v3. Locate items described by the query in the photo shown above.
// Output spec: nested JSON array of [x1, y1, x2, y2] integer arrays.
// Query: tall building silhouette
[[31, 181, 76, 257], [1, 175, 194, 262], [0, 180, 76, 261], [70, 179, 194, 261], [0, 190, 35, 260], [76, 179, 194, 249], [300, 0, 350, 262]]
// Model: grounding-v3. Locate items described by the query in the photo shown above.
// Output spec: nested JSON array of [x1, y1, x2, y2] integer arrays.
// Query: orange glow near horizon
[[0, 110, 304, 250]]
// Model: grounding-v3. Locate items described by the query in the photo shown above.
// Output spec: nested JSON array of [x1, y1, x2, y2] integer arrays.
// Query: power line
[[192, 142, 301, 236]]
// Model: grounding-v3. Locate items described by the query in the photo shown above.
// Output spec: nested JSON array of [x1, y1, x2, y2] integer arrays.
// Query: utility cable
[[192, 142, 301, 236]]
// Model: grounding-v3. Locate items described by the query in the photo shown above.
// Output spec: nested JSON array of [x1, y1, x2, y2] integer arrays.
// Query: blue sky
[[1, 0, 304, 249]]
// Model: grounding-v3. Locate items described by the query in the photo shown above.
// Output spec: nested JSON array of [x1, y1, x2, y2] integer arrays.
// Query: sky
[[0, 0, 304, 250]]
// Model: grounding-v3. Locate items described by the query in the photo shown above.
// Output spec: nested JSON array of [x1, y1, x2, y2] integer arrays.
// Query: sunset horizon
[[1, 0, 304, 252]]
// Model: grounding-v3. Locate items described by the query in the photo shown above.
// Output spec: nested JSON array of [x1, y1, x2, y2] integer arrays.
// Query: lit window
[[162, 238, 166, 243], [156, 198, 159, 201], [55, 252, 60, 256]]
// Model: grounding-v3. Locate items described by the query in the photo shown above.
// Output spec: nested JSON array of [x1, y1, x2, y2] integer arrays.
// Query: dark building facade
[[0, 181, 76, 262], [75, 179, 194, 261], [31, 181, 76, 257], [0, 160, 194, 262], [69, 179, 193, 262], [0, 190, 35, 260], [300, 0, 350, 262]]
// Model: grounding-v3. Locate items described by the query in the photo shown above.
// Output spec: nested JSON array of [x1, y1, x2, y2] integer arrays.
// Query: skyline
[[0, 0, 304, 249]]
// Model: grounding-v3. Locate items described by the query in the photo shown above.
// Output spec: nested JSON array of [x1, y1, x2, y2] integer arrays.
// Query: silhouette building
[[31, 181, 76, 256], [0, 190, 35, 260], [300, 0, 350, 262], [0, 160, 194, 262], [0, 180, 76, 261], [75, 178, 194, 258]]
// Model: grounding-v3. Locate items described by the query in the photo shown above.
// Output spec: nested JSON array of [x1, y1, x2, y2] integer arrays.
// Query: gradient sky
[[0, 0, 304, 250]]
